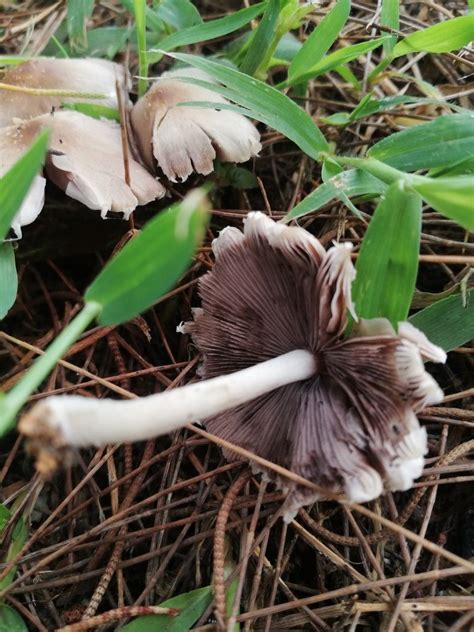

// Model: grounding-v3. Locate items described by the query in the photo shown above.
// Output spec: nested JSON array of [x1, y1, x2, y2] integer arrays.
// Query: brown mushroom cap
[[0, 58, 130, 128], [131, 67, 261, 182], [184, 213, 445, 515]]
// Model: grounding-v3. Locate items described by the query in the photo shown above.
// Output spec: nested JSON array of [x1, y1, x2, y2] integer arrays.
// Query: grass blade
[[147, 4, 265, 64], [409, 290, 474, 352], [0, 605, 28, 631], [381, 0, 399, 53], [67, 0, 94, 51], [286, 36, 388, 85], [352, 182, 422, 326], [85, 190, 209, 325], [393, 14, 474, 57], [154, 0, 202, 29], [0, 242, 18, 319], [240, 0, 280, 76], [368, 114, 474, 171], [134, 0, 148, 97], [169, 52, 329, 158], [288, 0, 350, 82], [285, 169, 386, 220], [412, 175, 474, 231], [0, 129, 49, 241], [121, 586, 212, 632]]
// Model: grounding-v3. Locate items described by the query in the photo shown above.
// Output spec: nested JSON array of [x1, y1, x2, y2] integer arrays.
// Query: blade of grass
[[147, 4, 265, 64], [352, 182, 422, 326], [393, 14, 474, 57], [61, 102, 120, 121], [368, 114, 474, 171], [381, 0, 399, 53], [289, 0, 350, 82], [120, 586, 212, 632], [285, 169, 386, 220], [154, 0, 202, 30], [409, 289, 473, 352], [85, 189, 209, 325], [134, 0, 148, 97], [0, 605, 27, 631], [66, 0, 94, 51], [168, 52, 329, 158], [411, 175, 474, 231], [286, 36, 388, 85], [0, 243, 18, 319], [240, 0, 280, 76], [0, 129, 49, 241]]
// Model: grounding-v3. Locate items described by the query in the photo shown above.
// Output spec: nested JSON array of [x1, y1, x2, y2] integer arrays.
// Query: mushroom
[[20, 213, 446, 513], [1, 110, 165, 237], [131, 67, 261, 182], [0, 114, 48, 238], [0, 58, 130, 128]]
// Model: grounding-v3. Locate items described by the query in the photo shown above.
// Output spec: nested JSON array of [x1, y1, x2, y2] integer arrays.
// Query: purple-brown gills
[[20, 213, 446, 518]]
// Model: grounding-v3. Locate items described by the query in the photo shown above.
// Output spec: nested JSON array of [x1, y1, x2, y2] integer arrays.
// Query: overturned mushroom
[[20, 213, 446, 513], [1, 110, 165, 237], [131, 68, 261, 182], [0, 57, 130, 128]]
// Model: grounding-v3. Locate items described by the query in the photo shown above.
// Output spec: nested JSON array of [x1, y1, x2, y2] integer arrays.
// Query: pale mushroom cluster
[[20, 213, 446, 516], [1, 58, 261, 237]]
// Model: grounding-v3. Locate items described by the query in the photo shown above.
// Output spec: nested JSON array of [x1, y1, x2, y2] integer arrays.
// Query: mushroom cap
[[0, 118, 47, 238], [0, 111, 165, 236], [184, 213, 446, 516], [130, 67, 261, 182], [0, 58, 130, 128]]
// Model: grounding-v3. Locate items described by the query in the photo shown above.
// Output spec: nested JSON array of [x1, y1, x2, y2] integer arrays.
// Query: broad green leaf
[[409, 290, 474, 352], [393, 14, 474, 57], [240, 0, 280, 76], [168, 52, 329, 158], [368, 114, 474, 171], [352, 182, 422, 326], [0, 242, 18, 319], [287, 36, 388, 85], [134, 0, 148, 97], [381, 0, 399, 53], [0, 605, 28, 632], [154, 0, 202, 30], [121, 586, 212, 632], [85, 190, 209, 325], [285, 169, 387, 220], [0, 515, 28, 591], [147, 4, 265, 63], [411, 175, 474, 231], [61, 102, 120, 121], [67, 0, 94, 51], [289, 0, 350, 81], [0, 129, 49, 242]]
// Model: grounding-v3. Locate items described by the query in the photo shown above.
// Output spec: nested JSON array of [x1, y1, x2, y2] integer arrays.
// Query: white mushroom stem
[[22, 350, 316, 448]]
